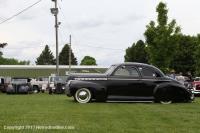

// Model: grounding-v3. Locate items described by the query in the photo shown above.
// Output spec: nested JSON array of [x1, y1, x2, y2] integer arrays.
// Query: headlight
[[7, 84, 13, 90], [50, 83, 54, 88]]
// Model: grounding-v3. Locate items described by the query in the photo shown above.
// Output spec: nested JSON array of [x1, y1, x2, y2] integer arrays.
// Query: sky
[[0, 0, 200, 66]]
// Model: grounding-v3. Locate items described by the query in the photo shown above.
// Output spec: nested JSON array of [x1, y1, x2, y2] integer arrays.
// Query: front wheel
[[74, 88, 92, 103]]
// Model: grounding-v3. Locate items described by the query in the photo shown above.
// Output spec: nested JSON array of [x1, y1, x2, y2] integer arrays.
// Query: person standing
[[170, 70, 176, 79]]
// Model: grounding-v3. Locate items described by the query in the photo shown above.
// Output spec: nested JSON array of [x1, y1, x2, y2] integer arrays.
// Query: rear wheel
[[33, 85, 40, 93], [154, 88, 173, 104], [74, 88, 92, 103], [160, 100, 172, 104]]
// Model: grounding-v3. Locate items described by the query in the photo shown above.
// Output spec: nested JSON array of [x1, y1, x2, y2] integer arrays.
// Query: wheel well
[[73, 87, 106, 100], [154, 86, 171, 98], [33, 85, 39, 89], [154, 85, 188, 102], [72, 87, 93, 96]]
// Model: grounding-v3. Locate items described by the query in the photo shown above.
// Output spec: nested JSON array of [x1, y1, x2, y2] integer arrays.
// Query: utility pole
[[69, 35, 72, 74], [51, 0, 59, 76]]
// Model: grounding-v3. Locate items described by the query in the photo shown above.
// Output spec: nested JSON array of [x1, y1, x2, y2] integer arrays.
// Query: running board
[[107, 95, 155, 101], [106, 101, 154, 103]]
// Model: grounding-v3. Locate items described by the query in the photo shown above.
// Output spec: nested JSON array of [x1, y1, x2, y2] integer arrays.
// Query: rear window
[[139, 67, 161, 78]]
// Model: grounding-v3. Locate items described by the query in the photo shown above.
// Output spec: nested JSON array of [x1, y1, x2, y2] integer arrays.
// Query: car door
[[107, 65, 142, 97], [138, 67, 161, 96]]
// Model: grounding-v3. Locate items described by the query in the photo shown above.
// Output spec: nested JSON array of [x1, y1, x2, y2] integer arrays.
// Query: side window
[[113, 66, 139, 77], [140, 67, 159, 78], [114, 67, 129, 76], [129, 67, 139, 77]]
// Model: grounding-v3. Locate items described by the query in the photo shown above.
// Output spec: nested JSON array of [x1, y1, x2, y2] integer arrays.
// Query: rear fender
[[154, 82, 190, 101], [154, 82, 186, 93]]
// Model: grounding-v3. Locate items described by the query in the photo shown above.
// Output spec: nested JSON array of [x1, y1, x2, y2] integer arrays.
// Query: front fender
[[69, 80, 107, 99]]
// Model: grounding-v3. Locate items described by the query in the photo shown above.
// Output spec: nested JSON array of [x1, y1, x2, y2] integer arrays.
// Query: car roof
[[113, 62, 156, 68], [112, 62, 165, 76]]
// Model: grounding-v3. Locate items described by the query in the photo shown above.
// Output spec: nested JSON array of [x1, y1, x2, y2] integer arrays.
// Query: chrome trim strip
[[75, 78, 107, 81], [108, 78, 171, 82]]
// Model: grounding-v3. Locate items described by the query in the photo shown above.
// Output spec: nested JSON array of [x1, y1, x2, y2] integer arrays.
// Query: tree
[[0, 43, 7, 56], [144, 2, 181, 72], [0, 57, 30, 65], [124, 40, 148, 63], [59, 44, 77, 65], [0, 43, 30, 65], [0, 43, 7, 48], [80, 56, 97, 65], [195, 34, 200, 76], [171, 35, 198, 75], [35, 45, 56, 65]]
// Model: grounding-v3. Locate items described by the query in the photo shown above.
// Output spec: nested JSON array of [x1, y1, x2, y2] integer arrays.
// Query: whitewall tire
[[160, 100, 172, 104], [75, 88, 92, 103]]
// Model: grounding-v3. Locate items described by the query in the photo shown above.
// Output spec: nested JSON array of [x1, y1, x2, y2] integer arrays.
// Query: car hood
[[193, 81, 200, 84], [165, 76, 183, 85], [68, 73, 107, 80]]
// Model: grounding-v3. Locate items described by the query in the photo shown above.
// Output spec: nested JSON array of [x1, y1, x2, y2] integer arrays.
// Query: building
[[0, 65, 107, 77]]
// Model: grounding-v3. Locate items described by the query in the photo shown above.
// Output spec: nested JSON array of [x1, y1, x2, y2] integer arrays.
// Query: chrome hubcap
[[191, 94, 195, 100], [78, 91, 89, 101], [75, 88, 91, 103]]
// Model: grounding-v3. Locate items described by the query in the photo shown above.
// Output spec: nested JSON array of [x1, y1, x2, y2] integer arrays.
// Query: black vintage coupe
[[65, 63, 194, 103]]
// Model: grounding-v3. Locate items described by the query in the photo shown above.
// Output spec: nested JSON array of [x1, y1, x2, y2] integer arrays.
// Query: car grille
[[55, 83, 65, 94]]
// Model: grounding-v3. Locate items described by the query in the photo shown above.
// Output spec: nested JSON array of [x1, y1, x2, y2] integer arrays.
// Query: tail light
[[196, 85, 200, 90]]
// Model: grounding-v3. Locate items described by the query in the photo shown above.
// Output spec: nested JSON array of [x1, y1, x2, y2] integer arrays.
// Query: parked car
[[0, 77, 5, 93], [6, 77, 32, 94], [65, 62, 194, 103], [0, 77, 11, 93], [175, 76, 193, 91], [192, 77, 200, 95], [49, 76, 68, 94], [31, 77, 49, 93]]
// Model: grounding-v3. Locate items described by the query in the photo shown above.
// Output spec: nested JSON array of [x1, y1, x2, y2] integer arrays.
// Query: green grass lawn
[[0, 93, 200, 133]]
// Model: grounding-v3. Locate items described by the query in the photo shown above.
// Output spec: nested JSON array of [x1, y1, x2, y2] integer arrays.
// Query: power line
[[57, 2, 124, 52], [0, 16, 6, 21], [0, 0, 123, 53], [3, 43, 58, 50], [0, 0, 43, 25], [4, 42, 124, 52], [58, 28, 124, 52], [57, 2, 81, 44], [75, 44, 124, 51]]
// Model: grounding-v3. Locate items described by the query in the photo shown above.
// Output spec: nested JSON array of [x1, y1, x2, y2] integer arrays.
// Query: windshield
[[51, 76, 68, 82], [195, 77, 200, 81], [38, 77, 48, 81], [105, 65, 116, 75]]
